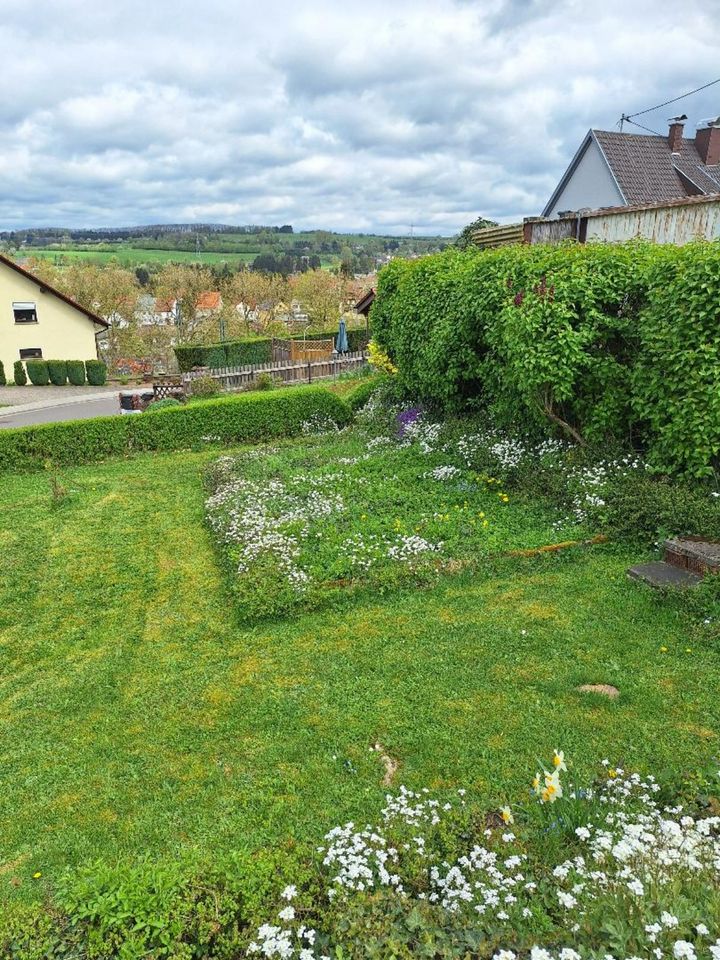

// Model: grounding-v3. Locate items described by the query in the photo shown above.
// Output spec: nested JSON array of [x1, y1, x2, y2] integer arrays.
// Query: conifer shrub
[[13, 361, 27, 386], [26, 360, 50, 386], [67, 360, 86, 386], [47, 360, 68, 386]]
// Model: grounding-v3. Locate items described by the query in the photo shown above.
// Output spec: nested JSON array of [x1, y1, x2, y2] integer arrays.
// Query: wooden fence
[[272, 338, 335, 362], [183, 350, 368, 392]]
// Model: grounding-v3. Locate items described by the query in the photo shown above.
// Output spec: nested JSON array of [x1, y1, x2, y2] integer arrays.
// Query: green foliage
[[66, 360, 86, 386], [371, 240, 720, 475], [175, 332, 370, 373], [345, 374, 384, 412], [254, 372, 276, 391], [85, 359, 107, 386], [25, 360, 50, 386], [191, 375, 220, 398], [453, 213, 498, 250], [147, 397, 182, 411], [0, 387, 352, 473], [46, 360, 68, 386], [0, 361, 5, 387], [632, 242, 720, 477], [13, 361, 27, 386]]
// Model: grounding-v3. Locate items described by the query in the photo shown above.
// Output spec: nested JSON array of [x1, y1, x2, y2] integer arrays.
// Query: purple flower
[[397, 406, 423, 437], [513, 291, 525, 307]]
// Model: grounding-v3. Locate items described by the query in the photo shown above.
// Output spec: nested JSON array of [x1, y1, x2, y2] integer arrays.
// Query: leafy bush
[[66, 360, 86, 386], [47, 359, 68, 386], [345, 375, 384, 412], [147, 397, 182, 412], [13, 360, 27, 386], [0, 387, 352, 473], [26, 359, 50, 386], [371, 240, 720, 476], [85, 359, 107, 386], [254, 372, 275, 391], [0, 361, 5, 387], [191, 375, 220, 398]]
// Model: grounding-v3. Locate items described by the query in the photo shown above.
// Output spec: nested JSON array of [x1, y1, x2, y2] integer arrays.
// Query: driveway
[[0, 385, 123, 429]]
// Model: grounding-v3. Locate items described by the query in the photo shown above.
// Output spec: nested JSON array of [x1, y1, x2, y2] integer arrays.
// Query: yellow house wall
[[0, 263, 101, 375]]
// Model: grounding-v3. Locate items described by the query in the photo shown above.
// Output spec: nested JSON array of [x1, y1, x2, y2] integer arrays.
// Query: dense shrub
[[175, 332, 370, 373], [47, 360, 68, 386], [190, 375, 220, 398], [85, 359, 107, 386], [0, 361, 5, 386], [345, 374, 384, 412], [13, 361, 27, 386], [147, 396, 182, 411], [0, 387, 352, 473], [67, 360, 86, 386], [26, 359, 50, 386], [371, 240, 720, 476]]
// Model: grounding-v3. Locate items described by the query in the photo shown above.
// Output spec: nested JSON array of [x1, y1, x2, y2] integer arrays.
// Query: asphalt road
[[0, 395, 121, 428]]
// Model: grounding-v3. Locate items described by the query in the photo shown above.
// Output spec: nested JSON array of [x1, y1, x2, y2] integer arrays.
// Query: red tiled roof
[[196, 291, 221, 310]]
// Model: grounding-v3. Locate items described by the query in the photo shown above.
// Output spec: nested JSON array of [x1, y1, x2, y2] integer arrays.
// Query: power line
[[619, 76, 720, 130], [623, 118, 665, 137]]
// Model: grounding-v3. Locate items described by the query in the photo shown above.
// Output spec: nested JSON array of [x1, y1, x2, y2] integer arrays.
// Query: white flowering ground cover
[[249, 755, 720, 960], [204, 412, 589, 619]]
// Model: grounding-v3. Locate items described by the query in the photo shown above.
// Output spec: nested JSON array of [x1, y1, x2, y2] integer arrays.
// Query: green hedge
[[86, 360, 107, 386], [0, 361, 5, 386], [0, 387, 353, 473], [26, 359, 50, 386], [47, 360, 68, 386], [175, 331, 370, 372], [67, 360, 86, 386], [13, 361, 27, 386], [371, 240, 720, 478]]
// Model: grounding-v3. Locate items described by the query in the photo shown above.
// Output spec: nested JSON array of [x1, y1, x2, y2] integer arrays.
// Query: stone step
[[627, 561, 701, 590], [664, 537, 720, 575]]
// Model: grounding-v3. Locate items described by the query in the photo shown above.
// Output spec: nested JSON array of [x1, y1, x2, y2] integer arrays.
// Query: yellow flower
[[500, 805, 514, 825], [608, 768, 618, 779], [659, 645, 668, 653], [32, 871, 42, 879], [478, 512, 485, 518], [360, 514, 367, 521], [482, 519, 489, 527], [542, 769, 563, 803], [532, 772, 541, 795]]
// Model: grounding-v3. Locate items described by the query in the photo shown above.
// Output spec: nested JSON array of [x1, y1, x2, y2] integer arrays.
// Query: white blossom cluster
[[300, 415, 344, 436], [423, 465, 463, 481], [454, 430, 568, 471], [340, 532, 442, 572], [249, 765, 720, 959], [205, 471, 346, 591], [561, 455, 644, 524]]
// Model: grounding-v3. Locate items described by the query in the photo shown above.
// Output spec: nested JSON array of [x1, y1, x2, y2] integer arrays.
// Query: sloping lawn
[[0, 444, 718, 909]]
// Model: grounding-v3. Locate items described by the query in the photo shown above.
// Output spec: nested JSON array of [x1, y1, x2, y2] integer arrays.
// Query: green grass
[[24, 246, 340, 269], [0, 433, 718, 910]]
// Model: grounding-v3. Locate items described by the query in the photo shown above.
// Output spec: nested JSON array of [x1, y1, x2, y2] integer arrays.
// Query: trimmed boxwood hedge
[[67, 360, 86, 386], [13, 361, 27, 386], [0, 386, 353, 473], [174, 331, 369, 372], [85, 360, 107, 386], [0, 361, 5, 386], [26, 360, 50, 386], [47, 360, 68, 386]]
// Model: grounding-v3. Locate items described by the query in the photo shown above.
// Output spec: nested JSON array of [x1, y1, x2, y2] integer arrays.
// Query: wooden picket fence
[[182, 350, 368, 392]]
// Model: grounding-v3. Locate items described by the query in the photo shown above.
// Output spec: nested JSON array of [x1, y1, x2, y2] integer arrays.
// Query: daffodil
[[553, 749, 567, 772], [541, 769, 563, 803], [500, 805, 514, 825], [532, 772, 542, 795]]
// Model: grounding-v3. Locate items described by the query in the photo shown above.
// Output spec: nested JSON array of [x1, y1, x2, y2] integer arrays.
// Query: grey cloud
[[0, 0, 719, 232]]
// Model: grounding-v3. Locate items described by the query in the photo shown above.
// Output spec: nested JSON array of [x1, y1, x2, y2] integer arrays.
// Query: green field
[[25, 246, 263, 267], [0, 418, 717, 911]]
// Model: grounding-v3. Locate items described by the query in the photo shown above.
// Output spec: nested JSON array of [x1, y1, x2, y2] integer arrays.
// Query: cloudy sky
[[1, 0, 719, 234]]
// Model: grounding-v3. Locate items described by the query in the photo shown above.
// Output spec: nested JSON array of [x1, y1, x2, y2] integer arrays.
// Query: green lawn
[[0, 436, 718, 909]]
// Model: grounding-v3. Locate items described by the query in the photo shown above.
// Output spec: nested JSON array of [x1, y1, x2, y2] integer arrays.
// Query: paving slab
[[627, 561, 701, 590]]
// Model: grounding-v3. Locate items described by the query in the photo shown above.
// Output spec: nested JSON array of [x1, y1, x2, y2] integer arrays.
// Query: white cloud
[[0, 0, 718, 232]]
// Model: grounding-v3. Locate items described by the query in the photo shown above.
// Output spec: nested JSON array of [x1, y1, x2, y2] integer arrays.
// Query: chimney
[[667, 114, 687, 152], [695, 116, 720, 165]]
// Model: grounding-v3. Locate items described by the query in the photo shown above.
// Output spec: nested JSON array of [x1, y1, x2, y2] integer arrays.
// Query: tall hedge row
[[174, 330, 370, 372], [371, 240, 720, 477], [0, 387, 352, 473]]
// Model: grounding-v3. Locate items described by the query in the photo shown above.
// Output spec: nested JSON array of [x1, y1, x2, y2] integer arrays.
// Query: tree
[[290, 270, 349, 330], [454, 215, 498, 250], [152, 263, 215, 343], [221, 269, 289, 337]]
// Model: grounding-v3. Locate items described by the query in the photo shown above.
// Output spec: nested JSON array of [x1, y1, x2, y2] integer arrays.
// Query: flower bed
[[248, 753, 720, 959]]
